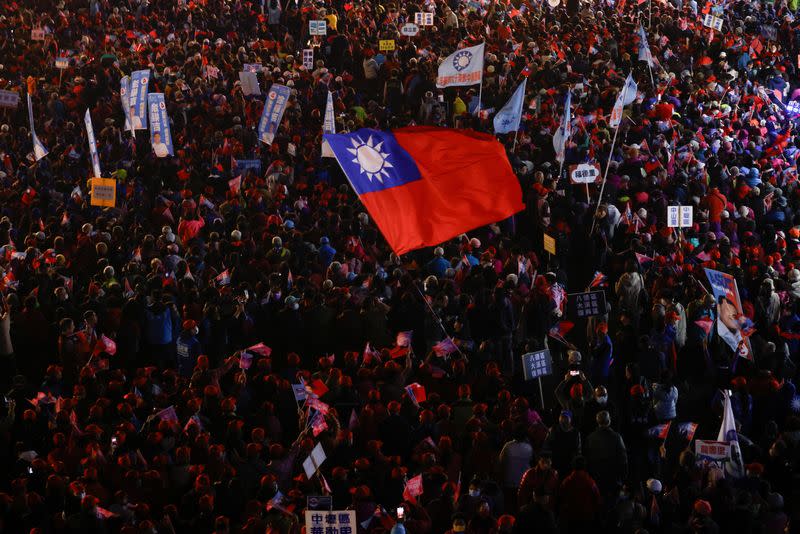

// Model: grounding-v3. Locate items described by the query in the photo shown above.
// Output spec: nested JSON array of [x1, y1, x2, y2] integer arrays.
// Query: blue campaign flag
[[27, 94, 48, 161], [120, 75, 132, 133], [148, 93, 174, 158], [129, 70, 150, 130], [258, 84, 291, 145], [637, 25, 655, 68], [494, 78, 527, 134], [84, 109, 102, 177]]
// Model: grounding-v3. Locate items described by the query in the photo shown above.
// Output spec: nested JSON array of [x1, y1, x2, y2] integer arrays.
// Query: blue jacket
[[319, 244, 337, 267], [144, 304, 178, 345], [176, 333, 202, 377], [427, 256, 450, 277]]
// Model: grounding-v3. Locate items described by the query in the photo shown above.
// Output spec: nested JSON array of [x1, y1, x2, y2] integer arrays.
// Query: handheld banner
[[129, 70, 150, 130], [84, 109, 102, 177], [258, 84, 291, 145], [148, 93, 174, 158]]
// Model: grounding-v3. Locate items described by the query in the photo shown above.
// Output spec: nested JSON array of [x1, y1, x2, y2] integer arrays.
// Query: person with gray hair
[[584, 410, 628, 508]]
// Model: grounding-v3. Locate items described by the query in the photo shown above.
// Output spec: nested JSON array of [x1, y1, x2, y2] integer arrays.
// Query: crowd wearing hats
[[3, 0, 800, 533]]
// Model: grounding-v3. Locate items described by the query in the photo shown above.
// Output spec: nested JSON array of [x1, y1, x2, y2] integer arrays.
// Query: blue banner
[[258, 84, 291, 145], [120, 75, 132, 133], [233, 159, 262, 175], [129, 70, 150, 130], [148, 93, 174, 158], [84, 109, 102, 177]]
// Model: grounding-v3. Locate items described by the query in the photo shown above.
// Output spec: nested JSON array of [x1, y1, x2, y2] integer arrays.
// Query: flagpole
[[591, 123, 621, 234], [477, 41, 485, 115], [477, 81, 483, 117], [512, 130, 519, 151], [412, 275, 469, 363], [591, 78, 631, 233]]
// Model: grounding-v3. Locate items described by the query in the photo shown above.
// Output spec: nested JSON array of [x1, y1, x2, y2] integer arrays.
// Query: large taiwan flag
[[324, 127, 524, 255]]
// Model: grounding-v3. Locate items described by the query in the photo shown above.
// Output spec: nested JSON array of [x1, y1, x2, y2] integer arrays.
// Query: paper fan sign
[[548, 0, 560, 7]]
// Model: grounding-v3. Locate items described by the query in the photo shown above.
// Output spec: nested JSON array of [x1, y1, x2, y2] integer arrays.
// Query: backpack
[[145, 306, 173, 345]]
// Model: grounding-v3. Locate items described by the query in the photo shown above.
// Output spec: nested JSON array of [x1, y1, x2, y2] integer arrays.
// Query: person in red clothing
[[517, 453, 559, 512], [701, 186, 727, 235], [558, 456, 601, 534], [178, 213, 206, 243]]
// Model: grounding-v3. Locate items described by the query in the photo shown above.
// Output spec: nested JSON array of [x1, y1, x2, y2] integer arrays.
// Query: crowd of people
[[1, 0, 800, 532]]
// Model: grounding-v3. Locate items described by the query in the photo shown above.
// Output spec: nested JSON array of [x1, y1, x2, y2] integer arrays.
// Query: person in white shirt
[[152, 132, 169, 158], [130, 106, 143, 130]]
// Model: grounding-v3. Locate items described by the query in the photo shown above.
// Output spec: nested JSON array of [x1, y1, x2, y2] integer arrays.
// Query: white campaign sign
[[401, 23, 420, 36], [667, 206, 693, 228], [702, 14, 723, 31], [305, 511, 356, 534], [415, 12, 434, 26], [569, 163, 601, 184], [309, 20, 327, 35]]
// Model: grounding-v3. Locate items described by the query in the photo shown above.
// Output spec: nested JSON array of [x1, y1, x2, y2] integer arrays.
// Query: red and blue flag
[[324, 127, 524, 254]]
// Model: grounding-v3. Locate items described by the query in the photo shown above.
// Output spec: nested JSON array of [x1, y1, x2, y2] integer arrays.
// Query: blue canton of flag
[[324, 130, 422, 195]]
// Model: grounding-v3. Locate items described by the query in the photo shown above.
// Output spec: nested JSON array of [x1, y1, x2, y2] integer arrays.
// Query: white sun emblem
[[347, 135, 393, 183], [453, 50, 473, 72]]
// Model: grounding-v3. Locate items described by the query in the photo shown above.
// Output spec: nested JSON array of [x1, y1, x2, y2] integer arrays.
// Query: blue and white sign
[[55, 57, 69, 69], [414, 12, 434, 25], [27, 94, 48, 161], [786, 99, 800, 118], [0, 90, 20, 109], [129, 70, 150, 130], [232, 159, 262, 175], [309, 20, 327, 35], [84, 109, 102, 177], [521, 349, 553, 380], [302, 49, 314, 70], [148, 93, 173, 158], [258, 84, 291, 145]]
